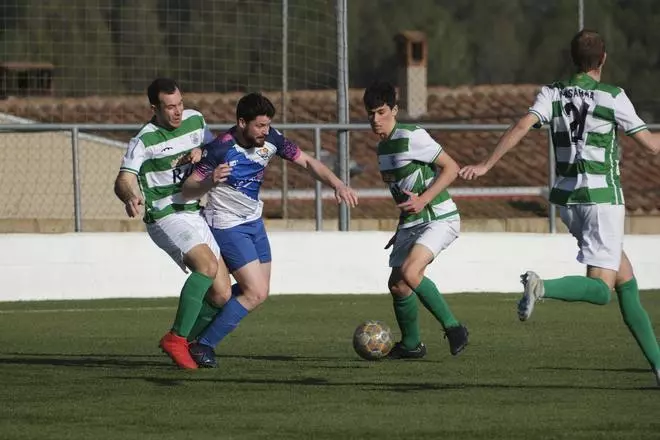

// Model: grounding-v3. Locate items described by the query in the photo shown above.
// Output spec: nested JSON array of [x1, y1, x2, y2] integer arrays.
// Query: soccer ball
[[352, 320, 394, 360]]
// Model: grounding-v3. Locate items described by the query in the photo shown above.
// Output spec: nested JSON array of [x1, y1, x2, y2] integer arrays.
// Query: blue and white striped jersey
[[193, 126, 301, 229]]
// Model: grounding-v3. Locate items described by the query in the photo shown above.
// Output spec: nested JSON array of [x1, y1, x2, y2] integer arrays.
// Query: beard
[[244, 131, 265, 146]]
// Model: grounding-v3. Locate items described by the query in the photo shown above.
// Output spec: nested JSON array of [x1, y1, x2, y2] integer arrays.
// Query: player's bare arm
[[114, 171, 144, 218], [181, 163, 232, 200], [176, 147, 203, 166], [630, 130, 660, 155], [459, 112, 539, 181], [292, 150, 359, 207], [397, 150, 459, 214]]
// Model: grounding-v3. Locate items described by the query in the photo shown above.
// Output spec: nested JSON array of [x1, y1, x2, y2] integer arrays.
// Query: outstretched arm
[[630, 130, 660, 155], [459, 112, 539, 180], [291, 151, 359, 207], [114, 171, 144, 218]]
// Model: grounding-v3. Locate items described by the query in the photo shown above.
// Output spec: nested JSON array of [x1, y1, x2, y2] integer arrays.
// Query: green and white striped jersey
[[529, 73, 646, 206], [377, 123, 459, 229], [119, 109, 214, 223]]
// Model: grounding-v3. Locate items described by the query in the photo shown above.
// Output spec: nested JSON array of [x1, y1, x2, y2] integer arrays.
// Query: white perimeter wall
[[1, 232, 658, 301]]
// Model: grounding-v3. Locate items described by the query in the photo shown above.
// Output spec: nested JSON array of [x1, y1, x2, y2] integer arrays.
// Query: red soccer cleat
[[159, 331, 198, 369]]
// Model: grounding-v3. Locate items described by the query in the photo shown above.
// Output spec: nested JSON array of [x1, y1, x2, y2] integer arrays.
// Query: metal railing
[[0, 122, 556, 232]]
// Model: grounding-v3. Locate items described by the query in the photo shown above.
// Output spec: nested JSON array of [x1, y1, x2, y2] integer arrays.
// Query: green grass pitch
[[1, 292, 658, 440]]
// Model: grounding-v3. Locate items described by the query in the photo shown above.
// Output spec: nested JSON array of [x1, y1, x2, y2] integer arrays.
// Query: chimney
[[394, 31, 428, 119]]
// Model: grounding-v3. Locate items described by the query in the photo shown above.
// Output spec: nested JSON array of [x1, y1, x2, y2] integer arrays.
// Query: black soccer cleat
[[444, 324, 469, 356], [387, 342, 427, 360], [189, 342, 218, 368]]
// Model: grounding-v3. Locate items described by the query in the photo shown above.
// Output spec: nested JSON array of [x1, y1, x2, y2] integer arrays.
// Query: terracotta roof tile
[[1, 84, 659, 219]]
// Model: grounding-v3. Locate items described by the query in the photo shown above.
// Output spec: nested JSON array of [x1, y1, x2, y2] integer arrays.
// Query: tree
[[110, 0, 170, 94], [0, 0, 122, 96], [348, 0, 471, 87], [1, 0, 660, 121]]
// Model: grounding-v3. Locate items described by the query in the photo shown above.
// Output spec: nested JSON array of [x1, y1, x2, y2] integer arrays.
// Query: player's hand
[[188, 148, 203, 164], [396, 190, 427, 214], [459, 162, 490, 181], [124, 195, 144, 218], [212, 163, 232, 184], [384, 233, 396, 250], [334, 184, 359, 208], [175, 148, 203, 166]]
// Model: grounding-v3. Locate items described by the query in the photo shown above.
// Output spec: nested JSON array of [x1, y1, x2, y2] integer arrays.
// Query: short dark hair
[[571, 29, 605, 72], [147, 78, 179, 107], [236, 93, 276, 122], [363, 81, 397, 110]]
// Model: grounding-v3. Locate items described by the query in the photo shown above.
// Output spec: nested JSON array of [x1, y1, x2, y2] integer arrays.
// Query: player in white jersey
[[181, 92, 359, 367], [460, 30, 660, 385], [114, 78, 233, 370], [363, 81, 468, 359]]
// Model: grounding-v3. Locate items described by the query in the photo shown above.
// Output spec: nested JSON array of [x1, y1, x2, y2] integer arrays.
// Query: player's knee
[[400, 265, 423, 290], [196, 258, 218, 279], [254, 285, 270, 304], [591, 276, 613, 305], [184, 248, 219, 278], [600, 289, 612, 305], [206, 284, 231, 307], [595, 285, 612, 305], [244, 285, 269, 307], [254, 288, 269, 305], [388, 280, 411, 298]]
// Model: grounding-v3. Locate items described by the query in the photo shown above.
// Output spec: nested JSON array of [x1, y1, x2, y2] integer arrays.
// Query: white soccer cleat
[[654, 368, 660, 387], [518, 271, 545, 321]]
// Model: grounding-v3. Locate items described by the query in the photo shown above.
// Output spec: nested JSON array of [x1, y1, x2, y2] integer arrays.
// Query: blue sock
[[198, 297, 248, 348]]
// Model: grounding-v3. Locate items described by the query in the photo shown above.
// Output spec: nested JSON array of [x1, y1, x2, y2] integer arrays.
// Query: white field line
[[0, 306, 175, 314], [0, 296, 518, 315]]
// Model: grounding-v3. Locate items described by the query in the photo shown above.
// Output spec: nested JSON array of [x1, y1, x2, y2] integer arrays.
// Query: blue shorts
[[211, 218, 272, 272]]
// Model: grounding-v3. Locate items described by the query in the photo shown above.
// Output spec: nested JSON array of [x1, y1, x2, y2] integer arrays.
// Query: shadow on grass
[[217, 353, 444, 364], [2, 353, 656, 391], [0, 351, 447, 369], [0, 353, 165, 368], [0, 352, 397, 369], [115, 375, 659, 392], [534, 366, 650, 374]]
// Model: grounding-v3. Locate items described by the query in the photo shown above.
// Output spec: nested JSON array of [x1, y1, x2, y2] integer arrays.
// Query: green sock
[[616, 277, 660, 370], [543, 276, 611, 305], [393, 293, 421, 349], [414, 277, 459, 330], [171, 272, 214, 338], [187, 298, 221, 342]]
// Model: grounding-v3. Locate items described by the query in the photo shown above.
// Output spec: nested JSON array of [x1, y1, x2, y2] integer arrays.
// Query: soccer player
[[460, 30, 660, 386], [114, 78, 233, 370], [181, 92, 359, 367], [362, 81, 469, 359]]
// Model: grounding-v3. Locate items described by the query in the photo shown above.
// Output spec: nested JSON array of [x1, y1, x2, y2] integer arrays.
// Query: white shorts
[[146, 211, 220, 272], [389, 219, 460, 268], [560, 204, 625, 271]]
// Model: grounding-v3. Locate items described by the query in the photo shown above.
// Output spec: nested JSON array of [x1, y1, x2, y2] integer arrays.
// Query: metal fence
[[0, 122, 558, 232]]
